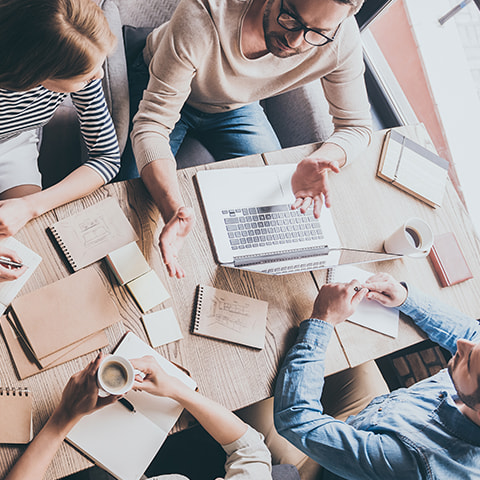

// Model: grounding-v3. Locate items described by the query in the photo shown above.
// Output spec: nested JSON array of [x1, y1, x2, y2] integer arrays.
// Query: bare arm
[[0, 165, 104, 237], [5, 354, 117, 480]]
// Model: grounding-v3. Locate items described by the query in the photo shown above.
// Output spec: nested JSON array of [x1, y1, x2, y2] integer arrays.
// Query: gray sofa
[[39, 0, 334, 184]]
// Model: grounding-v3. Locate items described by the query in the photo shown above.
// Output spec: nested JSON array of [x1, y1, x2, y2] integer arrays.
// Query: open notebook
[[66, 332, 197, 480], [0, 237, 41, 315]]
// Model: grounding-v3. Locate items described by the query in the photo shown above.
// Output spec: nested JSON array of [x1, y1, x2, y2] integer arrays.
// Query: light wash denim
[[274, 285, 480, 479], [119, 48, 281, 181], [169, 102, 281, 159]]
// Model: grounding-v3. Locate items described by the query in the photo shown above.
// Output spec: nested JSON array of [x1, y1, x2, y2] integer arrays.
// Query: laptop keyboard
[[222, 204, 324, 251]]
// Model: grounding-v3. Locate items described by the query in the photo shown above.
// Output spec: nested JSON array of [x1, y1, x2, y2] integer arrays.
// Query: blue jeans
[[117, 49, 281, 181], [169, 102, 281, 160]]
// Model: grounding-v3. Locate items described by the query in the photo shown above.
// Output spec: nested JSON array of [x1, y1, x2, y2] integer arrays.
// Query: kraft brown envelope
[[0, 315, 108, 380], [11, 268, 120, 361]]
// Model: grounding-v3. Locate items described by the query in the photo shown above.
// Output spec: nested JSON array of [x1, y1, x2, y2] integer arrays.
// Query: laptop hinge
[[233, 245, 330, 267]]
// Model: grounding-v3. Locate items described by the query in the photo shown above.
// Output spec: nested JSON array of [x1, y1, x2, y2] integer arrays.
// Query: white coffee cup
[[383, 218, 433, 258], [97, 355, 135, 397]]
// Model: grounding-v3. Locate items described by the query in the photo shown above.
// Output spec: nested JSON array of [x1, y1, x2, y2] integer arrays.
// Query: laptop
[[195, 164, 398, 275]]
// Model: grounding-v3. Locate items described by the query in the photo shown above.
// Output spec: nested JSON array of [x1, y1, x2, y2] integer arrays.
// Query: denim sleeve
[[399, 284, 480, 355], [274, 319, 420, 480]]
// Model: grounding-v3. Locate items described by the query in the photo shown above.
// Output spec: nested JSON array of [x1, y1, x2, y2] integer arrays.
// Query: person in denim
[[274, 272, 480, 479]]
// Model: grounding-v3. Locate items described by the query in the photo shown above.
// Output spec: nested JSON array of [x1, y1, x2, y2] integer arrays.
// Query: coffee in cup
[[97, 355, 135, 397], [384, 218, 433, 258]]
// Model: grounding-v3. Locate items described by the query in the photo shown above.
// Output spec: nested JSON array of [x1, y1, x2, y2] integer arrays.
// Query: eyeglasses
[[276, 0, 341, 47]]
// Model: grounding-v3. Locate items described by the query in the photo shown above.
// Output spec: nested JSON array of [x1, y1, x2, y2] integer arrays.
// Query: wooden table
[[263, 124, 480, 367], [2, 124, 479, 478], [0, 154, 346, 479]]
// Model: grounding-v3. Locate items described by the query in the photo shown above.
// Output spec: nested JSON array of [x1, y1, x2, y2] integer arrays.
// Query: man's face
[[262, 0, 351, 58], [447, 338, 480, 410]]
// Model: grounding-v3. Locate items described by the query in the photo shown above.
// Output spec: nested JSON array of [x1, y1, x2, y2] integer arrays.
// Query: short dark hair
[[0, 0, 116, 91], [334, 0, 365, 16]]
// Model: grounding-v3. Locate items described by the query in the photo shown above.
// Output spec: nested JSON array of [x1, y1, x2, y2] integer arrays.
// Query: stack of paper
[[0, 268, 121, 379]]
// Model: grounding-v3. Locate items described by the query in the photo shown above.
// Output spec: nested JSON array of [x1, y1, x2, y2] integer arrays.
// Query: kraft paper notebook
[[10, 268, 120, 361], [49, 198, 138, 271], [67, 332, 197, 480], [192, 285, 268, 349], [0, 314, 108, 379], [0, 385, 32, 444], [327, 265, 399, 338], [0, 237, 42, 315], [428, 232, 473, 287]]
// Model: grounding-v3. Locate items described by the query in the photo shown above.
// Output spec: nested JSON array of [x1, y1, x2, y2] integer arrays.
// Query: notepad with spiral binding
[[192, 285, 268, 349], [0, 385, 33, 444], [48, 198, 138, 271]]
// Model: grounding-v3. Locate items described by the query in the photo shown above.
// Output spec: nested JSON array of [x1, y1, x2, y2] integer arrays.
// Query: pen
[[119, 397, 136, 413], [0, 256, 24, 268]]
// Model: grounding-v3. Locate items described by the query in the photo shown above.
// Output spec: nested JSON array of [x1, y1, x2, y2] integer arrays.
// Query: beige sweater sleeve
[[130, 0, 215, 172], [222, 426, 272, 479], [131, 0, 371, 173]]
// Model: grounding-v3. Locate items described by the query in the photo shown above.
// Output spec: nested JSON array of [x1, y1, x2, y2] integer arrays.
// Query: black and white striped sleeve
[[70, 79, 120, 183]]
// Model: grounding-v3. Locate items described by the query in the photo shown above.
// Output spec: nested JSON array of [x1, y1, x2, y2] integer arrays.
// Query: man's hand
[[291, 158, 340, 218], [0, 246, 27, 281], [0, 197, 36, 238], [364, 272, 408, 308], [159, 206, 195, 278], [55, 354, 119, 425], [311, 280, 367, 326]]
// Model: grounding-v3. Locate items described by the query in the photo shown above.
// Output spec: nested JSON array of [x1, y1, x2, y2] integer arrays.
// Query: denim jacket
[[274, 285, 480, 479]]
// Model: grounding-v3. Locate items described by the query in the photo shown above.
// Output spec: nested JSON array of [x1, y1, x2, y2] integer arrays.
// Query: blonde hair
[[0, 0, 117, 91]]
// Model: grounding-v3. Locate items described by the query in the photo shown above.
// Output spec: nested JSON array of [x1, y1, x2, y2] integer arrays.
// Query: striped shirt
[[0, 79, 120, 183]]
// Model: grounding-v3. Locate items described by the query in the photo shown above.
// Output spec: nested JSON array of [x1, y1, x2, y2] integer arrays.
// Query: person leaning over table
[[0, 0, 120, 244], [5, 353, 275, 480], [130, 0, 372, 279], [273, 272, 480, 479]]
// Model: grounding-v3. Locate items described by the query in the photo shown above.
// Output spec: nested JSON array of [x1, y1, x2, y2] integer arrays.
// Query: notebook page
[[67, 402, 167, 480], [0, 237, 41, 314], [328, 265, 399, 338]]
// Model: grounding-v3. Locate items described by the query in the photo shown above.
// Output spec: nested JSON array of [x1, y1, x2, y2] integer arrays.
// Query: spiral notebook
[[192, 285, 268, 349], [0, 385, 33, 444], [49, 198, 138, 271], [327, 265, 399, 338]]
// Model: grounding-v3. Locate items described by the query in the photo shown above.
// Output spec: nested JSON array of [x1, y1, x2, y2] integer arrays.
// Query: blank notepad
[[126, 270, 170, 313], [142, 308, 183, 347], [106, 242, 150, 285]]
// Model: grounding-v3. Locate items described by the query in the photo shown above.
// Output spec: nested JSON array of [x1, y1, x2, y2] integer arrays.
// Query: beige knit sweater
[[131, 0, 372, 172]]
